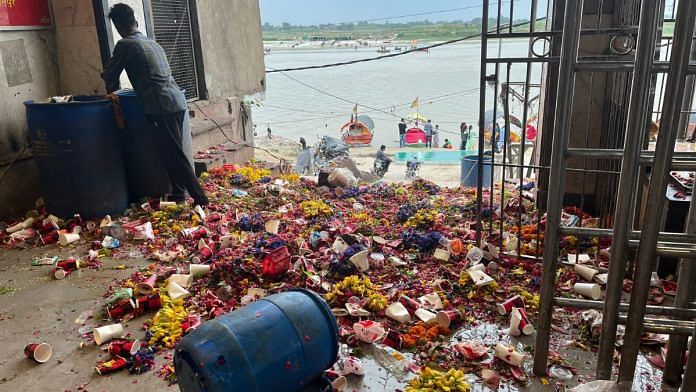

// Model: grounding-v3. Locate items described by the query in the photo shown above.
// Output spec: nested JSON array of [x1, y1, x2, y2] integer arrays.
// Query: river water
[[255, 40, 540, 148]]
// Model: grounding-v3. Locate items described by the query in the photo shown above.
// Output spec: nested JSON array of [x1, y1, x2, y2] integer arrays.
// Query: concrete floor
[[0, 244, 673, 392]]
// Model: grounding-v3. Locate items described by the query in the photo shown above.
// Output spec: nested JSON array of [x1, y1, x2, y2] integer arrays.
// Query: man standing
[[424, 119, 433, 148], [433, 124, 441, 148], [398, 118, 407, 148], [101, 3, 208, 206]]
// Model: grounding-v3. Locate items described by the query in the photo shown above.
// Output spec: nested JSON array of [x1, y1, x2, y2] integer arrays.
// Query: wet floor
[[0, 245, 674, 392]]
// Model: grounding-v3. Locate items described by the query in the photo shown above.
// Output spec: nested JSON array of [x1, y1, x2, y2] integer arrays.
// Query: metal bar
[[487, 27, 641, 39], [476, 0, 489, 246], [560, 227, 696, 243], [487, 57, 560, 63], [617, 317, 695, 335], [533, 0, 583, 377], [596, 0, 663, 379], [618, 0, 696, 384], [681, 326, 696, 390], [554, 297, 696, 318], [576, 61, 696, 73]]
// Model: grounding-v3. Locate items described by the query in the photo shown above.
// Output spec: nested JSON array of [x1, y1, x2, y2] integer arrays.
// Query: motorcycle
[[406, 157, 421, 180], [372, 158, 391, 178]]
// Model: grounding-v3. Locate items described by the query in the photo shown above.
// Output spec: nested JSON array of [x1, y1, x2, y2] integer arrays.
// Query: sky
[[259, 0, 539, 26]]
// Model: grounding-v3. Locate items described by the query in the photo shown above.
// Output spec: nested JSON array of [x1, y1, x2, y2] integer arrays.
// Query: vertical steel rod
[[476, 0, 489, 246], [596, 0, 662, 380], [681, 324, 696, 390], [532, 0, 584, 376], [617, 0, 696, 384], [663, 182, 696, 385]]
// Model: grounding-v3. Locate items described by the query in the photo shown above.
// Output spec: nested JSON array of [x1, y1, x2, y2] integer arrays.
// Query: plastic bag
[[328, 168, 357, 188], [569, 380, 620, 392]]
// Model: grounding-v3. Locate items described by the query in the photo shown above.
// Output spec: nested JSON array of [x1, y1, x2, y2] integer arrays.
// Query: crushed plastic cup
[[353, 320, 385, 343], [107, 339, 141, 358], [494, 343, 525, 367], [95, 356, 128, 375], [168, 274, 193, 288], [52, 267, 70, 280], [264, 219, 280, 235], [345, 302, 371, 317], [135, 275, 157, 295], [24, 342, 52, 363], [574, 264, 598, 281], [93, 323, 124, 345], [388, 256, 407, 266], [385, 302, 411, 323], [59, 232, 80, 246], [433, 279, 453, 293], [568, 253, 592, 264], [166, 281, 190, 300], [574, 283, 601, 300], [372, 343, 408, 381], [419, 293, 443, 310], [466, 246, 484, 263], [332, 237, 349, 254]]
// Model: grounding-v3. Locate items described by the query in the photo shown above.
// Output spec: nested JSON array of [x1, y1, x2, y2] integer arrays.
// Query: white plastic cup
[[332, 237, 349, 254], [574, 264, 598, 281], [466, 246, 484, 263], [265, 219, 280, 235], [220, 235, 236, 249], [167, 281, 190, 300], [94, 323, 124, 345], [350, 250, 369, 272], [468, 268, 495, 286], [495, 343, 525, 366], [467, 263, 486, 272], [168, 274, 193, 288], [574, 282, 601, 300], [24, 342, 53, 363], [58, 232, 80, 246], [385, 302, 411, 323], [414, 308, 437, 323], [419, 293, 443, 310], [190, 264, 211, 278]]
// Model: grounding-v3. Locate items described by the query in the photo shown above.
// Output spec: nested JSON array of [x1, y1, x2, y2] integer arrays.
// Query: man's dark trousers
[[151, 111, 208, 205]]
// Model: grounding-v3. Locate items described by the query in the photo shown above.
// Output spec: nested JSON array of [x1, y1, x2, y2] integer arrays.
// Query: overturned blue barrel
[[117, 89, 193, 202], [461, 154, 492, 187], [24, 96, 128, 219], [174, 289, 339, 392]]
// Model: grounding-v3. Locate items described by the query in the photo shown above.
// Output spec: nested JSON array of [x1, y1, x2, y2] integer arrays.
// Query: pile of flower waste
[[3, 163, 624, 390]]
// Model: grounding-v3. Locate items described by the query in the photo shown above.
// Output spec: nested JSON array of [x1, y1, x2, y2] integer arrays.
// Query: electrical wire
[[266, 17, 546, 73], [318, 3, 511, 26]]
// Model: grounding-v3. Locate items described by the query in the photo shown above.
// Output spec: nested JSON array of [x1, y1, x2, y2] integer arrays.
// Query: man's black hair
[[109, 3, 137, 28], [380, 145, 386, 150]]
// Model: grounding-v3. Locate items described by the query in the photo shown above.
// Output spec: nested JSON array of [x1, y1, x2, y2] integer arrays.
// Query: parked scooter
[[406, 156, 421, 180]]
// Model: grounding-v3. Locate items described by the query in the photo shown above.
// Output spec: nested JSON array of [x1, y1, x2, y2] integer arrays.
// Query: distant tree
[[281, 22, 291, 30]]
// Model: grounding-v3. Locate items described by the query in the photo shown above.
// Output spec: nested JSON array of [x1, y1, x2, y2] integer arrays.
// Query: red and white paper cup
[[52, 267, 70, 280], [41, 231, 59, 245], [381, 329, 404, 350], [56, 258, 80, 271], [398, 295, 421, 314], [509, 307, 535, 336], [135, 274, 158, 295], [435, 309, 462, 328], [496, 295, 525, 316], [107, 298, 137, 320], [107, 339, 141, 358], [95, 356, 128, 375], [24, 342, 52, 363]]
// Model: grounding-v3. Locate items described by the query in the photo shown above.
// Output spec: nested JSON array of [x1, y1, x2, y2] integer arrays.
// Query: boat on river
[[377, 46, 390, 54], [340, 115, 375, 146]]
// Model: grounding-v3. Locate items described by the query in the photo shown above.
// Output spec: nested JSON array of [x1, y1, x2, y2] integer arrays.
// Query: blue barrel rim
[[23, 96, 112, 107]]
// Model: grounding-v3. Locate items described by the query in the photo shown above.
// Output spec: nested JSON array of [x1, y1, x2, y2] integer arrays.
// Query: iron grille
[[150, 0, 199, 100]]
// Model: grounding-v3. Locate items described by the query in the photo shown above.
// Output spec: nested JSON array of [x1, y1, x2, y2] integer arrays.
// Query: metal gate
[[477, 0, 696, 388]]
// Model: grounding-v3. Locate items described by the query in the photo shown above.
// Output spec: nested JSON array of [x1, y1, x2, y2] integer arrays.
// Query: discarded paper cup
[[372, 235, 386, 245], [468, 269, 495, 286], [466, 246, 484, 263], [190, 264, 211, 278], [107, 298, 137, 320], [509, 307, 535, 336], [436, 309, 462, 328], [574, 282, 601, 300], [398, 295, 421, 314], [56, 258, 80, 271], [385, 302, 411, 323], [574, 264, 598, 281], [219, 235, 236, 249], [467, 263, 486, 272], [167, 281, 190, 300], [58, 232, 80, 246], [135, 274, 158, 295], [168, 274, 193, 288], [433, 248, 451, 262], [265, 219, 280, 235], [332, 237, 349, 254], [206, 212, 222, 223], [53, 267, 70, 280], [350, 250, 369, 272], [95, 356, 128, 375], [108, 287, 133, 305], [93, 323, 124, 345], [41, 231, 59, 245], [497, 295, 525, 316], [24, 342, 52, 363], [415, 308, 437, 323], [419, 293, 443, 310], [433, 279, 453, 293], [159, 201, 176, 209], [381, 329, 404, 350], [107, 339, 141, 357], [494, 343, 525, 367]]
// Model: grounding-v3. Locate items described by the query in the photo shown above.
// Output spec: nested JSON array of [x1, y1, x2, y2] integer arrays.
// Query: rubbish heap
[[4, 162, 674, 391]]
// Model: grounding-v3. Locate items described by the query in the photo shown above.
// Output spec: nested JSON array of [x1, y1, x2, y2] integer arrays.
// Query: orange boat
[[340, 115, 375, 146]]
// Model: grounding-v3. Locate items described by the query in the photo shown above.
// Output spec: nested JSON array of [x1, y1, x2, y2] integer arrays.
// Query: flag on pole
[[352, 103, 358, 114], [410, 97, 419, 108]]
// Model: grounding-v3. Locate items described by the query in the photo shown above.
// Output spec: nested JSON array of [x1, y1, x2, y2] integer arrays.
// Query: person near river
[[398, 118, 407, 148], [424, 120, 433, 148], [433, 125, 441, 148], [460, 122, 468, 150], [101, 3, 208, 206], [443, 139, 453, 149]]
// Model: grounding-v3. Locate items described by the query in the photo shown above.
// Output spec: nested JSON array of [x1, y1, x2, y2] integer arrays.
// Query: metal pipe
[[560, 227, 696, 244], [617, 317, 695, 335], [533, 0, 583, 377], [554, 297, 696, 318], [476, 0, 489, 247], [576, 61, 696, 73], [595, 0, 663, 380], [682, 326, 696, 390], [618, 0, 696, 384]]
